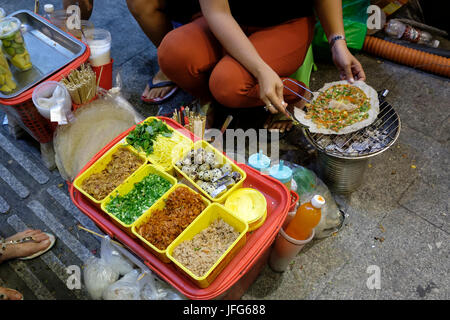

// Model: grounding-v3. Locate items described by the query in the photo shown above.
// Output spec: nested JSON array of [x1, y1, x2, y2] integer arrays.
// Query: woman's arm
[[199, 0, 288, 115], [314, 0, 366, 82]]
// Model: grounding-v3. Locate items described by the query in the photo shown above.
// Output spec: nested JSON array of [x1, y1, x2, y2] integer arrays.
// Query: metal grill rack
[[303, 90, 401, 160], [300, 89, 401, 194]]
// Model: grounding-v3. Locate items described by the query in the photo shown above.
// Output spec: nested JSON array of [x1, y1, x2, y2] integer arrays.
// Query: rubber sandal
[[0, 287, 23, 300], [141, 76, 178, 104], [18, 233, 56, 261]]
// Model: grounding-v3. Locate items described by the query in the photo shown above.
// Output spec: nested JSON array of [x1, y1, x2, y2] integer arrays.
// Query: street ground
[[0, 0, 448, 300]]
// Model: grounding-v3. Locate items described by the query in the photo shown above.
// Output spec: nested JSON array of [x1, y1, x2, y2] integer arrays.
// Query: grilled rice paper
[[294, 80, 379, 135]]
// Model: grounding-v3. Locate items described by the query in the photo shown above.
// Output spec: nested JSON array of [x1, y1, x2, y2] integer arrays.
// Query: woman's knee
[[158, 29, 189, 78], [209, 60, 252, 108], [158, 27, 210, 81]]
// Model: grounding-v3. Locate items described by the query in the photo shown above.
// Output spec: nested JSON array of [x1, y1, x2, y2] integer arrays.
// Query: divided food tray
[[69, 117, 290, 300]]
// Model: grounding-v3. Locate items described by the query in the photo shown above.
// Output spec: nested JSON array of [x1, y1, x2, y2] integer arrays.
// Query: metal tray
[[0, 10, 87, 99]]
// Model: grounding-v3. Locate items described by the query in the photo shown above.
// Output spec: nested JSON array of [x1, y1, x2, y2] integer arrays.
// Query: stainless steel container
[[316, 152, 368, 194]]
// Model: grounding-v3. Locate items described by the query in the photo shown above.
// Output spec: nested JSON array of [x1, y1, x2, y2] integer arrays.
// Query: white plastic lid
[[311, 195, 325, 209], [44, 4, 54, 13]]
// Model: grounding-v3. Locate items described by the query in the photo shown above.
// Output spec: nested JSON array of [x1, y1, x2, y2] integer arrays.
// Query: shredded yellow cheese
[[149, 134, 191, 170]]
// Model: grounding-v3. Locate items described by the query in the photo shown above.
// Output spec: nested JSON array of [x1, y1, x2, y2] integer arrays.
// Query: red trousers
[[158, 16, 315, 108]]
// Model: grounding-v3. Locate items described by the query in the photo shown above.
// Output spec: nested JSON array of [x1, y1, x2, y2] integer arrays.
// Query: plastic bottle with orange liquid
[[285, 195, 325, 240]]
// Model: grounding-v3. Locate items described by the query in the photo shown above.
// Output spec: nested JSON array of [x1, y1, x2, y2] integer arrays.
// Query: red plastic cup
[[91, 58, 113, 90]]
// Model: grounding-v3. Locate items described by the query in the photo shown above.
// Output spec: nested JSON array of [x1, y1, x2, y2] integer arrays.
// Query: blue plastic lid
[[269, 160, 292, 183], [248, 150, 271, 171]]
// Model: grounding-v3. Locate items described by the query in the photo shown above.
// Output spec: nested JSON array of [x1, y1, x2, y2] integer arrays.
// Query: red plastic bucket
[[91, 58, 113, 90]]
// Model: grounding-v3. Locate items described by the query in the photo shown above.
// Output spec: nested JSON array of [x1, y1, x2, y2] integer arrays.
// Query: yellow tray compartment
[[126, 116, 193, 175], [73, 143, 147, 205], [166, 203, 248, 288], [101, 164, 177, 233], [132, 184, 210, 263], [172, 140, 247, 203]]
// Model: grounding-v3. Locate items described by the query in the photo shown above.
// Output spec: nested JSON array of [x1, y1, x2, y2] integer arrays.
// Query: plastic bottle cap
[[311, 195, 325, 209], [44, 4, 54, 13], [269, 160, 292, 183], [248, 149, 271, 171]]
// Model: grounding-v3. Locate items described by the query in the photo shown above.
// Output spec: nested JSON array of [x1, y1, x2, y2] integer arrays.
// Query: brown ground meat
[[81, 147, 144, 201], [172, 218, 239, 277], [137, 186, 207, 250]]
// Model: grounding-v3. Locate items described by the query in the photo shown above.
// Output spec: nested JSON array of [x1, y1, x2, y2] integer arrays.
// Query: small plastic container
[[101, 164, 177, 233], [0, 17, 32, 71], [73, 143, 147, 205], [32, 81, 71, 120], [91, 58, 113, 90], [132, 184, 210, 263], [225, 188, 267, 232], [269, 227, 314, 273], [166, 203, 248, 288], [248, 150, 271, 173], [269, 160, 293, 190], [84, 28, 111, 67]]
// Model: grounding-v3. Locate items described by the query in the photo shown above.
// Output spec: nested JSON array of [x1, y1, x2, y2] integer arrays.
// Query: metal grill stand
[[302, 89, 401, 194]]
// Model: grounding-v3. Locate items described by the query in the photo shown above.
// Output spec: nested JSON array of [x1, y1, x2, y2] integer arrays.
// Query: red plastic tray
[[69, 117, 290, 300]]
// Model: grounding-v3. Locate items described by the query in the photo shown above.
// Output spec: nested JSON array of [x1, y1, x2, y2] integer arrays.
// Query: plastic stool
[[289, 44, 316, 87]]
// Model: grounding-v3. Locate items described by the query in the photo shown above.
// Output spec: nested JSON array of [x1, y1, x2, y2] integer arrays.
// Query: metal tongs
[[282, 78, 313, 128]]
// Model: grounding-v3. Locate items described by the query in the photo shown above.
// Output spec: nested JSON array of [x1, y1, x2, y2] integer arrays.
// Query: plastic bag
[[312, 0, 370, 60], [104, 238, 185, 300], [53, 83, 142, 181], [103, 269, 142, 300], [83, 236, 134, 299], [292, 166, 344, 239], [83, 256, 120, 300], [100, 236, 134, 276], [140, 276, 184, 300]]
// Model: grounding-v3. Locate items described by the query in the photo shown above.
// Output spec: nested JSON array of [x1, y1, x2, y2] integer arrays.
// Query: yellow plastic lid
[[225, 188, 267, 227]]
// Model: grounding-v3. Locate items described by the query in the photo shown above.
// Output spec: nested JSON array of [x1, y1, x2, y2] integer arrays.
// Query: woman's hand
[[331, 40, 366, 83], [256, 64, 289, 116]]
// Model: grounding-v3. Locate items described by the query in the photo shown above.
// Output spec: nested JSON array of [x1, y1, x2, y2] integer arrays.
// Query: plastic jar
[[0, 17, 33, 71], [84, 28, 111, 67]]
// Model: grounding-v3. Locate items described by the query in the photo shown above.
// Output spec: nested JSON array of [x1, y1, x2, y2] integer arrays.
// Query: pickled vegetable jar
[[0, 17, 32, 71], [0, 45, 16, 93]]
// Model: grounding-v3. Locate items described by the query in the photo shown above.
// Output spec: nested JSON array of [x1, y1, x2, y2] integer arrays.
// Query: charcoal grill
[[302, 89, 401, 194]]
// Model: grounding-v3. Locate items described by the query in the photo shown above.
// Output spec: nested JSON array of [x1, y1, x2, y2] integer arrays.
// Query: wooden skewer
[[77, 225, 124, 247], [137, 273, 146, 281]]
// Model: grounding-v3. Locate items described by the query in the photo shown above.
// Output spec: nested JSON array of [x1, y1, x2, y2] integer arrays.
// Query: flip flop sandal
[[16, 232, 56, 261], [0, 288, 23, 300], [141, 76, 178, 104]]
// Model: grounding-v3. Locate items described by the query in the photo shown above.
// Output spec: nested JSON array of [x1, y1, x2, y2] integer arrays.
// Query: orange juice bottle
[[285, 195, 325, 240]]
